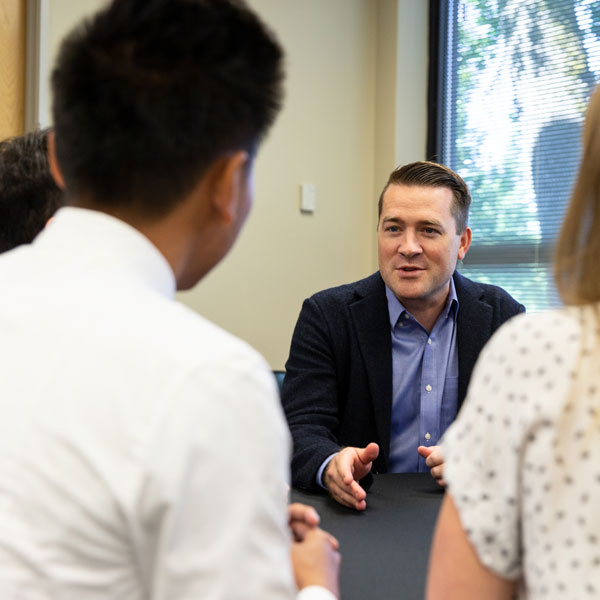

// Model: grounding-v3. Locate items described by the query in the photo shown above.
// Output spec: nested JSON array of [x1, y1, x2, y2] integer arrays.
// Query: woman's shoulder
[[484, 305, 590, 357]]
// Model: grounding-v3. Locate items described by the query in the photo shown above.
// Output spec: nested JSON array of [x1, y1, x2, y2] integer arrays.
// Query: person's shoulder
[[454, 271, 524, 310], [159, 299, 269, 370], [482, 306, 582, 359], [152, 301, 283, 422], [516, 305, 585, 342], [118, 293, 272, 397]]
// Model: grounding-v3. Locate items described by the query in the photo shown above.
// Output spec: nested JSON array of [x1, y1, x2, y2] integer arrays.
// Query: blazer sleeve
[[281, 295, 346, 491]]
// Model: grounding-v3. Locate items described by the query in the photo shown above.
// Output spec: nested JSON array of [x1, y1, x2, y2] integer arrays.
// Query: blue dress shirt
[[386, 280, 459, 472]]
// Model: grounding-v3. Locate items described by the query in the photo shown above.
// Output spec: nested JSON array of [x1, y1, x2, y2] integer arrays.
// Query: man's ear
[[211, 150, 249, 224], [47, 130, 66, 190], [457, 226, 472, 260]]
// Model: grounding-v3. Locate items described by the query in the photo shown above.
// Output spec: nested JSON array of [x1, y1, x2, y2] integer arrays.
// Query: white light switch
[[300, 183, 316, 213]]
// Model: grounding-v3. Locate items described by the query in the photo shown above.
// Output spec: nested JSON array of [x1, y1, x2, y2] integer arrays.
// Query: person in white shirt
[[0, 1, 339, 599], [426, 85, 600, 599]]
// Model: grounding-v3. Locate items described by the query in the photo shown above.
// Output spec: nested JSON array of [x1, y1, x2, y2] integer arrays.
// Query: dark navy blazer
[[282, 271, 525, 491]]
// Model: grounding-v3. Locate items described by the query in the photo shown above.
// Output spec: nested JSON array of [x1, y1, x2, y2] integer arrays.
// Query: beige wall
[[395, 0, 429, 165], [44, 0, 428, 369], [181, 0, 378, 369], [48, 0, 108, 66]]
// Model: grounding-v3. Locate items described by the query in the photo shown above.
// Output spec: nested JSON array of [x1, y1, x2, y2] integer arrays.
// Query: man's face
[[377, 183, 471, 312]]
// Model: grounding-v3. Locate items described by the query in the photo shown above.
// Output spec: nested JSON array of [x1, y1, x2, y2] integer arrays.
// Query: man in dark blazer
[[282, 161, 524, 510]]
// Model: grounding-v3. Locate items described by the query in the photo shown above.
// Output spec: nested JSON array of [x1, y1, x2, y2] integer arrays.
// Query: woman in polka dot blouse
[[426, 85, 600, 599]]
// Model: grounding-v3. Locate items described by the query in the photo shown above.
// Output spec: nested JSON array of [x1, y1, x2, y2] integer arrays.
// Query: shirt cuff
[[297, 585, 337, 600], [316, 452, 339, 489]]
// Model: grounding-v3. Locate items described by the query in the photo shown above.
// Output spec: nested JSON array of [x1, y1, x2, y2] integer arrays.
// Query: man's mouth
[[398, 266, 423, 272]]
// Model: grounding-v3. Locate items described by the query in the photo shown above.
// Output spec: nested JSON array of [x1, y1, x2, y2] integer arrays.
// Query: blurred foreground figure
[[0, 1, 339, 598], [0, 129, 62, 252], [427, 85, 600, 599]]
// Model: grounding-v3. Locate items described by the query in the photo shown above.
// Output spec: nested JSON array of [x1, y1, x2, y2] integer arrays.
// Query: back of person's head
[[555, 85, 600, 305], [51, 0, 284, 220], [0, 129, 63, 253], [378, 161, 471, 233]]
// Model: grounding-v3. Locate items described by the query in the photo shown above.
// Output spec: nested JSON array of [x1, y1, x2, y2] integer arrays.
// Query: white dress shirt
[[0, 207, 334, 600]]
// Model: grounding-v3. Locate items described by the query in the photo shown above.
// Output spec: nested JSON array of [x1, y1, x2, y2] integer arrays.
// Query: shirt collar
[[35, 206, 176, 299], [385, 276, 459, 329]]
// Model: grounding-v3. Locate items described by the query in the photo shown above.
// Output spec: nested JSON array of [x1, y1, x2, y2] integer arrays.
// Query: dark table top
[[290, 473, 444, 600]]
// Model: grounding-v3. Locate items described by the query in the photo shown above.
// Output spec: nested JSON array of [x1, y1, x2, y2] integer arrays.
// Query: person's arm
[[282, 296, 348, 490], [427, 494, 517, 600], [282, 292, 381, 508], [138, 356, 336, 599]]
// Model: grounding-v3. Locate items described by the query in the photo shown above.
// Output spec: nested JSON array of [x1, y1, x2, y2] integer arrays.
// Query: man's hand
[[291, 527, 341, 598], [323, 442, 379, 510], [417, 445, 446, 486]]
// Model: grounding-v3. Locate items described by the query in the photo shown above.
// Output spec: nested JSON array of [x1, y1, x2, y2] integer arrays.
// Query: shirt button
[[404, 313, 409, 319], [427, 338, 432, 345], [425, 384, 432, 392], [425, 433, 431, 440]]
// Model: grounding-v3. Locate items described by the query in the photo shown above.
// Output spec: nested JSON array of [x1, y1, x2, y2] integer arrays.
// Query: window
[[431, 0, 600, 310]]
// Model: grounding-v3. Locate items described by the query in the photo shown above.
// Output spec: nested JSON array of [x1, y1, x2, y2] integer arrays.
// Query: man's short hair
[[0, 129, 63, 253], [51, 0, 284, 219], [378, 161, 471, 233]]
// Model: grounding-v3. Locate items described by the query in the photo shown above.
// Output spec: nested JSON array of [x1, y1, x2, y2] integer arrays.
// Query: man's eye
[[386, 225, 399, 232], [423, 227, 438, 235]]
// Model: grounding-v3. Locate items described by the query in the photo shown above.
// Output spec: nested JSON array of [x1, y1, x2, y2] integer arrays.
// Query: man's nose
[[398, 231, 422, 256]]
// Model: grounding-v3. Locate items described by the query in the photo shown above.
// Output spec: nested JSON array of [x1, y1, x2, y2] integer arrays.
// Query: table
[[290, 474, 444, 600]]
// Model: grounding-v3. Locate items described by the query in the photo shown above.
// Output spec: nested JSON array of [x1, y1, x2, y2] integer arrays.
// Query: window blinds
[[434, 0, 600, 310]]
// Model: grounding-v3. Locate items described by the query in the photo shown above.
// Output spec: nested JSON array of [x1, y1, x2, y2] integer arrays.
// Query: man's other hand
[[417, 445, 446, 486], [291, 527, 341, 598], [323, 443, 379, 510]]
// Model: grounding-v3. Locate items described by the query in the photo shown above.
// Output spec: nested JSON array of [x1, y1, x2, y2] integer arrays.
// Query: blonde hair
[[554, 86, 600, 305]]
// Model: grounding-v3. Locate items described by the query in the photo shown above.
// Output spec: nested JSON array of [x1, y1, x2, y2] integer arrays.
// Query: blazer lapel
[[349, 275, 393, 467]]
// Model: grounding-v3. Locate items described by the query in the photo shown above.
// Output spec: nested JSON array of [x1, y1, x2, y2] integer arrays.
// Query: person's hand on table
[[291, 527, 341, 598], [417, 445, 446, 486], [288, 502, 320, 542], [288, 502, 335, 546], [323, 442, 379, 510]]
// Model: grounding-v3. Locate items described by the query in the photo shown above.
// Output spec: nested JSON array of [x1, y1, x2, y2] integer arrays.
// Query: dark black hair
[[51, 0, 284, 219], [0, 129, 63, 253], [378, 161, 471, 233]]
